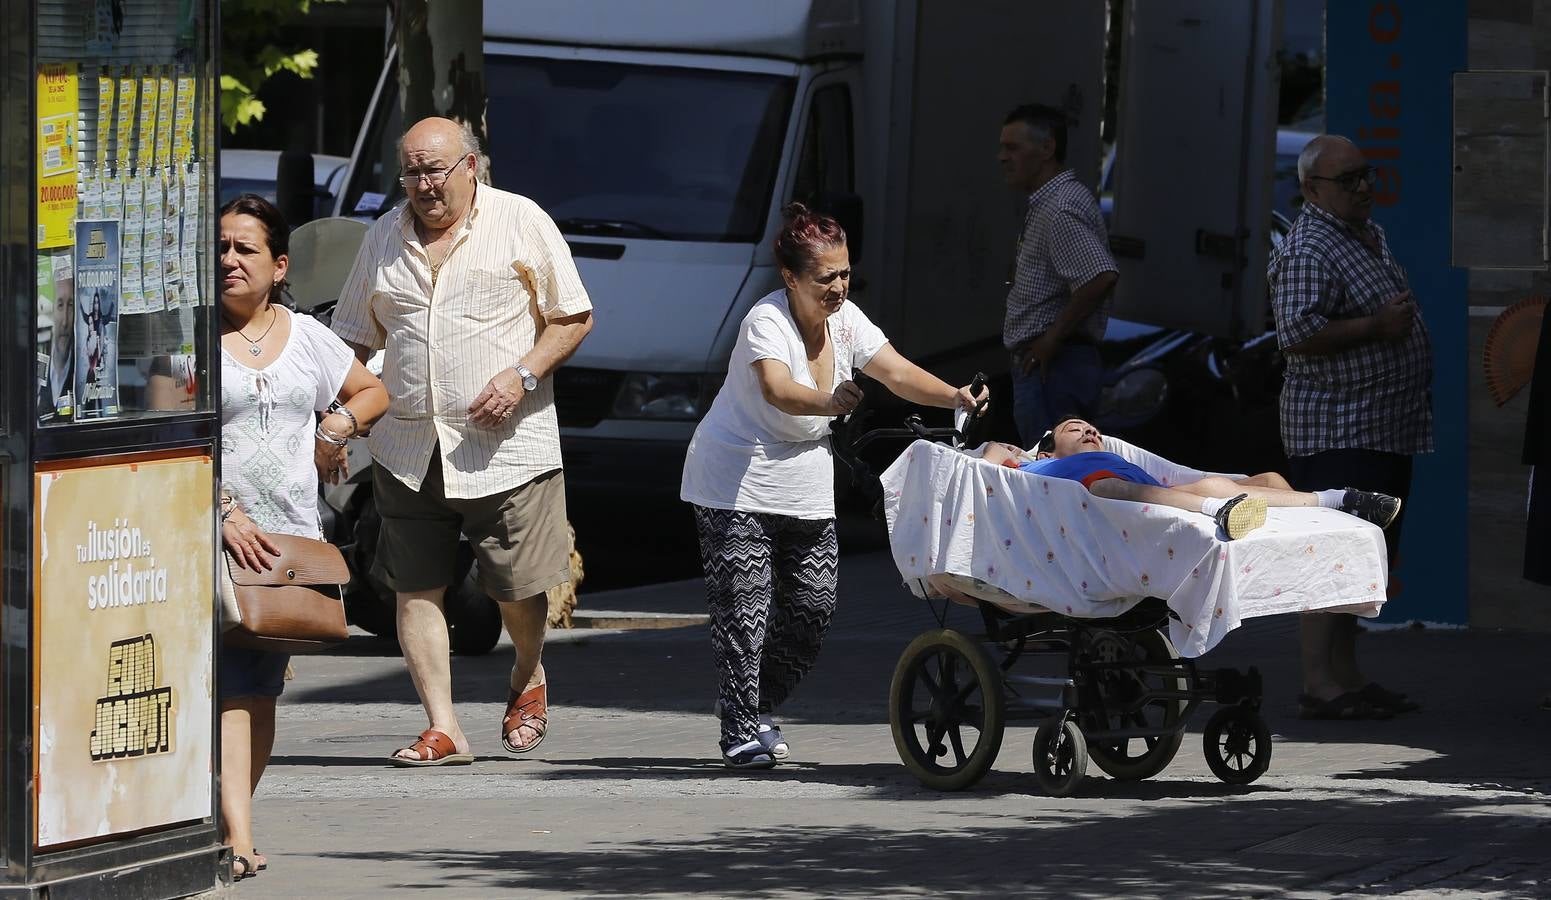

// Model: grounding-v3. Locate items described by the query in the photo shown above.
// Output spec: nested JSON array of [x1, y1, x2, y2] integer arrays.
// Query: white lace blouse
[[221, 309, 354, 538]]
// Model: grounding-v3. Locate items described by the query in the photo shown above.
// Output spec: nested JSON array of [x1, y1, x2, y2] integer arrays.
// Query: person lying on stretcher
[[978, 417, 1402, 540]]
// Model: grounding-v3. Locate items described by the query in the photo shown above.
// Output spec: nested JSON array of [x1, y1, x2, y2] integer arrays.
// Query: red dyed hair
[[773, 201, 846, 274]]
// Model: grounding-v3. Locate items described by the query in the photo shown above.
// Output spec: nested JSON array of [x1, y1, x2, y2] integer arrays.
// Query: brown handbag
[[221, 533, 351, 654]]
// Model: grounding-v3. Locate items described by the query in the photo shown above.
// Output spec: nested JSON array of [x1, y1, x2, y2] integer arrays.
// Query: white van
[[334, 0, 1110, 496]]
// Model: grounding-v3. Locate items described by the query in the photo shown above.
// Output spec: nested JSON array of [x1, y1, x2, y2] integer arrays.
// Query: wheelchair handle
[[952, 372, 989, 447]]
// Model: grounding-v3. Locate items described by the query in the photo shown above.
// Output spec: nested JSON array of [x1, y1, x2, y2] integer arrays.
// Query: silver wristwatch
[[514, 362, 539, 392]]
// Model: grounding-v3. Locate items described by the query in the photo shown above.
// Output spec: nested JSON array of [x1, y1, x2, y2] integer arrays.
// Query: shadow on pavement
[[308, 791, 1550, 897]]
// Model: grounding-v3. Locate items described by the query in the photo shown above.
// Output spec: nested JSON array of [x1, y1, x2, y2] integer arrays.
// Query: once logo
[[89, 633, 174, 762]]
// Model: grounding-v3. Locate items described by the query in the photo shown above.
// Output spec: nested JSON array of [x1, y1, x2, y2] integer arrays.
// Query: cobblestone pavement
[[240, 552, 1550, 898]]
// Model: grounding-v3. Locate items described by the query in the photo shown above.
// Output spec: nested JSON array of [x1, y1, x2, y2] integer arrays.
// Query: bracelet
[[327, 401, 359, 437], [315, 426, 348, 447]]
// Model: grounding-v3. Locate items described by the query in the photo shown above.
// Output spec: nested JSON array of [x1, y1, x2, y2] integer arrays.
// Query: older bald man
[[332, 116, 595, 765], [1269, 134, 1432, 722]]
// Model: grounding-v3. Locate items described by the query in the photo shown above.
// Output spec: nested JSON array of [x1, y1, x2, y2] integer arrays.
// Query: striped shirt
[[1003, 169, 1117, 349], [1268, 201, 1433, 457], [331, 185, 592, 499]]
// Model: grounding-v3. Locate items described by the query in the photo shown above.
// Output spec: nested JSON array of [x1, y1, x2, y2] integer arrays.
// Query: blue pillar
[[1325, 0, 1469, 623]]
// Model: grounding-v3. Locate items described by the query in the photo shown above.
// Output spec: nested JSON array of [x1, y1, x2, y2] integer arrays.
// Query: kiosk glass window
[[34, 0, 215, 427]]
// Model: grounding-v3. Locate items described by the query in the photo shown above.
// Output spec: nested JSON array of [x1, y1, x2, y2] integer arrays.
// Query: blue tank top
[[1019, 451, 1162, 488]]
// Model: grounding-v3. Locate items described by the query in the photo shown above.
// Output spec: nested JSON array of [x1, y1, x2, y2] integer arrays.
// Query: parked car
[[219, 149, 351, 222]]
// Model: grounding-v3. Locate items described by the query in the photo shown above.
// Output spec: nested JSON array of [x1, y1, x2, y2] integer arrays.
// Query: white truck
[[333, 0, 1111, 497]]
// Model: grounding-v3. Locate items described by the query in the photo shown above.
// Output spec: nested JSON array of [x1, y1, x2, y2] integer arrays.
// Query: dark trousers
[[1287, 449, 1413, 566], [691, 505, 839, 749]]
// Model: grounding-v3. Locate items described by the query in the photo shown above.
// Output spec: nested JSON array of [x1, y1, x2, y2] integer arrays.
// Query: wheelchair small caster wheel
[[1203, 705, 1272, 785], [1032, 718, 1088, 797]]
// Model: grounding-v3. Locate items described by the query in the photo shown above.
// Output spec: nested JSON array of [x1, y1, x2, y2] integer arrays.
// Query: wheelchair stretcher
[[836, 396, 1388, 796]]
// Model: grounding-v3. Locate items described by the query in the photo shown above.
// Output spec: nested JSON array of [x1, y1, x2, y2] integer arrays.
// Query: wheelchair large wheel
[[1203, 705, 1272, 785], [1032, 718, 1088, 797], [889, 629, 1006, 791], [1083, 628, 1186, 781]]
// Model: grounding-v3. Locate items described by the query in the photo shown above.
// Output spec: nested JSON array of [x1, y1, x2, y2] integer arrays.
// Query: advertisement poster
[[182, 164, 202, 307], [96, 72, 114, 170], [114, 72, 136, 173], [36, 63, 79, 250], [74, 220, 121, 420], [38, 250, 76, 420], [155, 70, 175, 168], [78, 172, 104, 220], [34, 454, 214, 848], [135, 71, 158, 171], [143, 175, 166, 312], [172, 74, 195, 164], [163, 176, 184, 309], [120, 178, 144, 314]]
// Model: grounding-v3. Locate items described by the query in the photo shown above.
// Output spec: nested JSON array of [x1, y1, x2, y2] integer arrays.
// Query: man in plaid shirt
[[1269, 134, 1432, 722], [998, 104, 1119, 446]]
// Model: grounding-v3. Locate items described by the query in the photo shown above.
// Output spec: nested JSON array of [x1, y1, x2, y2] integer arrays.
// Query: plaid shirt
[[1268, 202, 1433, 457], [1003, 169, 1117, 349]]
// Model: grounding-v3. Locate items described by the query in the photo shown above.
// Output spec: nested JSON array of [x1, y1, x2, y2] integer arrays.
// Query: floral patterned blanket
[[880, 437, 1388, 657]]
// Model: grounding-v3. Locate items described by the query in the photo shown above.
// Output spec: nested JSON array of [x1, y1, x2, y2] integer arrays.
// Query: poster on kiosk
[[34, 454, 214, 847]]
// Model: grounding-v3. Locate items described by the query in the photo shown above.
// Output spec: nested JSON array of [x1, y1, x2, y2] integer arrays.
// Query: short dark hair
[[219, 193, 291, 304], [772, 201, 847, 275], [1035, 414, 1088, 454], [1004, 103, 1069, 163]]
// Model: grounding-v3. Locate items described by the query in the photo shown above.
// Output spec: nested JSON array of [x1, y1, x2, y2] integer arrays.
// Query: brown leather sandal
[[502, 683, 548, 753], [390, 729, 475, 767]]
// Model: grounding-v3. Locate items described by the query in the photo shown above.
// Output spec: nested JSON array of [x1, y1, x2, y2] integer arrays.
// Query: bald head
[[399, 117, 480, 164], [1296, 135, 1355, 187]]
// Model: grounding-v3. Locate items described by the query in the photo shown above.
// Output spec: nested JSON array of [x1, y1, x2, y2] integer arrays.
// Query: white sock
[[1315, 489, 1345, 509], [1200, 497, 1227, 517]]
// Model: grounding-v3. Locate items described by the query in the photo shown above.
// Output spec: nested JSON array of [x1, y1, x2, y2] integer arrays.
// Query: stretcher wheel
[[1085, 628, 1186, 781], [889, 629, 1006, 791], [1203, 705, 1272, 785], [1032, 718, 1088, 797]]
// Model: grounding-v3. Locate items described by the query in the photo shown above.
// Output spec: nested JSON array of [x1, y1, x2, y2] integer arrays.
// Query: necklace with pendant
[[225, 306, 277, 357]]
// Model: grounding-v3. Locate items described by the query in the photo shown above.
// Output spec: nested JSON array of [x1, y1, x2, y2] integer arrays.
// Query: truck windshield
[[341, 56, 794, 243]]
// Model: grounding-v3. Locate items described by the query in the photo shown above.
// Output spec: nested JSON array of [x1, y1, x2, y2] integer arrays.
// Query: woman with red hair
[[681, 203, 986, 768]]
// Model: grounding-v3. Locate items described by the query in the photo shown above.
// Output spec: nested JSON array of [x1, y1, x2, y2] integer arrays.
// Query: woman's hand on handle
[[956, 383, 990, 416], [222, 509, 281, 572], [829, 380, 864, 416]]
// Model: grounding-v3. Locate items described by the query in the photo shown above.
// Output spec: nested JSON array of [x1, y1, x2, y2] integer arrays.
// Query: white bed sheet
[[879, 438, 1389, 657]]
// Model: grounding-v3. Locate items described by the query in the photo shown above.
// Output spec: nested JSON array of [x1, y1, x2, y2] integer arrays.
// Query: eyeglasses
[[398, 157, 469, 190], [1307, 166, 1377, 193]]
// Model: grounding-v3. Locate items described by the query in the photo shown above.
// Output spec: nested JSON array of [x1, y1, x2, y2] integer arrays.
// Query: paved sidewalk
[[239, 551, 1550, 898]]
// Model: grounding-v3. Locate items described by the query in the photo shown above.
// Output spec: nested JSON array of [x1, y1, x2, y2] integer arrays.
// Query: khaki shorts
[[371, 458, 570, 601]]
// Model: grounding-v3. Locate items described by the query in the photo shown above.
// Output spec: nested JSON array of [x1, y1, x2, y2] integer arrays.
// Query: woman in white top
[[216, 195, 388, 880], [681, 203, 986, 768]]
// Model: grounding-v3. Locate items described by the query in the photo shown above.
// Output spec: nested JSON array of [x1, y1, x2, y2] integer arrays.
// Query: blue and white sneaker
[[721, 739, 776, 770], [757, 715, 791, 760]]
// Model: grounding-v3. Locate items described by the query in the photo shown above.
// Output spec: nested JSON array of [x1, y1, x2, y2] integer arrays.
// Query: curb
[[567, 610, 709, 631]]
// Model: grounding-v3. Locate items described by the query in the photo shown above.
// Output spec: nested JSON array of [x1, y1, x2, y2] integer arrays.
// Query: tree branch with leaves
[[220, 0, 342, 132]]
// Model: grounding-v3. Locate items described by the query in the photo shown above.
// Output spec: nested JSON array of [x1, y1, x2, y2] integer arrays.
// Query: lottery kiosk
[[0, 0, 225, 895]]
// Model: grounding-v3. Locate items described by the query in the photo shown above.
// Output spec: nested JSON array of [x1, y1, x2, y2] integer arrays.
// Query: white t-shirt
[[221, 309, 355, 538], [681, 290, 888, 519]]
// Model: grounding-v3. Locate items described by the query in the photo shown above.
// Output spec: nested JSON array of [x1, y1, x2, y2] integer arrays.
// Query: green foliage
[[220, 0, 341, 132]]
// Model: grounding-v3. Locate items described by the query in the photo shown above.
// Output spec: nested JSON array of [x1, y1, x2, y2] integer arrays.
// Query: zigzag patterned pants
[[692, 505, 839, 749]]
